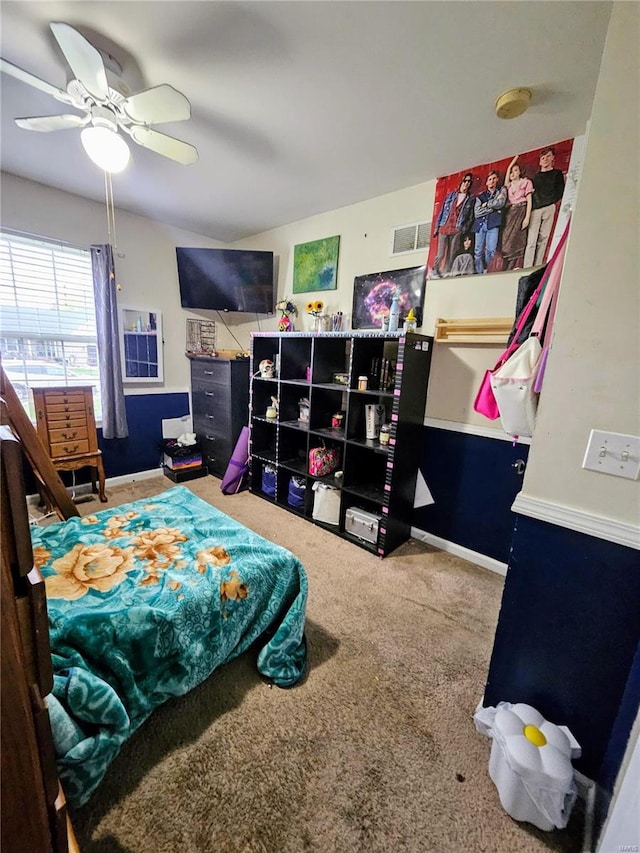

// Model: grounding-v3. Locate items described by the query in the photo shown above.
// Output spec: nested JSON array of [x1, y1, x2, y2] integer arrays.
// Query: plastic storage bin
[[480, 702, 580, 832]]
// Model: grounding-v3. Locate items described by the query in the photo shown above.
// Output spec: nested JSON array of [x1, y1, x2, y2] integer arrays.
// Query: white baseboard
[[410, 526, 507, 577], [104, 467, 165, 487], [512, 493, 640, 550], [27, 467, 165, 506], [574, 770, 597, 853]]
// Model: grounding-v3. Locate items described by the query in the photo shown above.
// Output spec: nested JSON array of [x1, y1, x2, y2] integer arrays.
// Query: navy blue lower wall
[[98, 392, 190, 477], [484, 514, 640, 785], [413, 426, 529, 563]]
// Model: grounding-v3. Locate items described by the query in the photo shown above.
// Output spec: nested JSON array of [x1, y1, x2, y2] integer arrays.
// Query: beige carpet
[[56, 475, 583, 852]]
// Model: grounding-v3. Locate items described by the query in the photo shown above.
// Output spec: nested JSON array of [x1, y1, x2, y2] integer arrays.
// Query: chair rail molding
[[425, 417, 532, 444], [512, 492, 640, 550]]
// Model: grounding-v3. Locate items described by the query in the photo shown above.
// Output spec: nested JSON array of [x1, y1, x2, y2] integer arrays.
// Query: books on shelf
[[369, 357, 396, 391]]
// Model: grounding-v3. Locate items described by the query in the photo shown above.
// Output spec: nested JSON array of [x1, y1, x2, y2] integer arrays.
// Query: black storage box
[[163, 465, 207, 483]]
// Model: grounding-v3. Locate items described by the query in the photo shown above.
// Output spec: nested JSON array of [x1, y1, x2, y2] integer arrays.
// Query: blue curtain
[[91, 244, 128, 439]]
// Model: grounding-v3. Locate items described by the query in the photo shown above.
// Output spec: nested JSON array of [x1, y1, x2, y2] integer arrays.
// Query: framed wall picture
[[185, 318, 217, 355], [352, 266, 426, 330], [119, 306, 163, 383], [293, 235, 340, 294]]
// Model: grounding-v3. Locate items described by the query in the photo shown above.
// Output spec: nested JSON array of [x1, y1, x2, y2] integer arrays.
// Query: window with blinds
[[0, 232, 102, 420]]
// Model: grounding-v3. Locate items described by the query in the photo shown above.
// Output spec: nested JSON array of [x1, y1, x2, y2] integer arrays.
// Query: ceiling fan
[[0, 21, 198, 172]]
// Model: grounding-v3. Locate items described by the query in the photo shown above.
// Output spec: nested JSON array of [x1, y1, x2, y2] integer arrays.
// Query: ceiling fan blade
[[50, 22, 109, 101], [123, 84, 191, 125], [129, 126, 198, 165], [0, 57, 77, 106], [15, 114, 89, 132]]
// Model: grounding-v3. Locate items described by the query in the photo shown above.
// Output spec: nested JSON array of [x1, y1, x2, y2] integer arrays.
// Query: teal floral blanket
[[30, 486, 308, 808]]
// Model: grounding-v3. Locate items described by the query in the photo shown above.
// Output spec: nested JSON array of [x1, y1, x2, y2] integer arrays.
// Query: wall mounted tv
[[176, 247, 274, 313]]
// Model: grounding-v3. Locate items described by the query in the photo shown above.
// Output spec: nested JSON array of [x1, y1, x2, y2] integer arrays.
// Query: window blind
[[0, 231, 102, 418]]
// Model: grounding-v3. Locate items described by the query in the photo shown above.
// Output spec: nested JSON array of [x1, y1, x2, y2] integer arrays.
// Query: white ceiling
[[0, 1, 612, 243]]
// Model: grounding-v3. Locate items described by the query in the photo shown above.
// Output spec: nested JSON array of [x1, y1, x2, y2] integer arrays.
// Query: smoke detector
[[495, 88, 532, 119]]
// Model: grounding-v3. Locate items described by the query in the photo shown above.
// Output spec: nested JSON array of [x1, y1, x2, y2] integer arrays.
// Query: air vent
[[390, 221, 431, 256]]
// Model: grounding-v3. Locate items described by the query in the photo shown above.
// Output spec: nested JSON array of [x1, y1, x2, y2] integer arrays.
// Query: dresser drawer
[[50, 439, 90, 458], [200, 432, 231, 454], [193, 410, 231, 439], [43, 390, 86, 406], [201, 435, 232, 476], [190, 359, 230, 387], [45, 401, 88, 418], [192, 387, 232, 422], [48, 424, 89, 444], [44, 416, 87, 435]]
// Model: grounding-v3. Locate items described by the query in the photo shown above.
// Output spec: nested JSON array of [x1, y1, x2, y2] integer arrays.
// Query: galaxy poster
[[426, 138, 574, 280], [352, 266, 426, 330]]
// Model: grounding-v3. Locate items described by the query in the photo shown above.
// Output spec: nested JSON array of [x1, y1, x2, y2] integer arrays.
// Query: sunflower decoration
[[306, 299, 325, 317]]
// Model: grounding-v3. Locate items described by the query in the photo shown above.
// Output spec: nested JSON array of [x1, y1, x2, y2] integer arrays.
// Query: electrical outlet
[[582, 430, 640, 480]]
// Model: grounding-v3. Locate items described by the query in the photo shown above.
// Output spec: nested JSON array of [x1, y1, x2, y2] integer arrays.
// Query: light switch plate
[[582, 430, 640, 480]]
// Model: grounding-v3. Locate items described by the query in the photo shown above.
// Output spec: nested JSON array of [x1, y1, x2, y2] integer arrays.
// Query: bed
[[30, 485, 308, 808]]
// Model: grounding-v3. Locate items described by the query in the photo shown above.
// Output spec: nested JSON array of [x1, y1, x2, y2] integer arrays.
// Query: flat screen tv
[[176, 247, 274, 313], [351, 265, 426, 330]]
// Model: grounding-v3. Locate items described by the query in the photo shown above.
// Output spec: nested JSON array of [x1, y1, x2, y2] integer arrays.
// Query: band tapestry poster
[[426, 138, 574, 280]]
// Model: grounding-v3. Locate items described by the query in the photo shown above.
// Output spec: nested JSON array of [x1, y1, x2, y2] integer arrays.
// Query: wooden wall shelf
[[434, 317, 512, 344]]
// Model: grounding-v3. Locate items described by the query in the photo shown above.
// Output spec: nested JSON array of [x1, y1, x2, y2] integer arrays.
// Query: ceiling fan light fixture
[[81, 125, 130, 173]]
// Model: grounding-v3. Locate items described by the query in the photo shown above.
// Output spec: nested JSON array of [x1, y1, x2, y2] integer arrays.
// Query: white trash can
[[475, 702, 581, 832]]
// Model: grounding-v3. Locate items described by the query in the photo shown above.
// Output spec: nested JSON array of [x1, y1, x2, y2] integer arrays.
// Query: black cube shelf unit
[[249, 331, 433, 558]]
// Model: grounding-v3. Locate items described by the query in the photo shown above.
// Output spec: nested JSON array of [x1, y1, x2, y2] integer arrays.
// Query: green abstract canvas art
[[293, 235, 340, 293]]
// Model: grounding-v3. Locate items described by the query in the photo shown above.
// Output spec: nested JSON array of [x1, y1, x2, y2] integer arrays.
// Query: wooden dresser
[[189, 357, 250, 477], [32, 386, 107, 503]]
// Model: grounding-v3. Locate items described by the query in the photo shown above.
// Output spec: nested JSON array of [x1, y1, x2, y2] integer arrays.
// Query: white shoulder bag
[[490, 222, 569, 439]]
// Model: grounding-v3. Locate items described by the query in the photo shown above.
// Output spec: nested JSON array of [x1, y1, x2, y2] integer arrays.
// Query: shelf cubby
[[252, 376, 279, 419], [252, 337, 279, 368], [279, 428, 308, 473], [280, 336, 312, 381], [346, 395, 392, 443], [311, 336, 350, 384], [250, 457, 277, 502], [276, 467, 311, 518], [250, 418, 277, 460], [278, 382, 308, 424], [309, 386, 347, 432]]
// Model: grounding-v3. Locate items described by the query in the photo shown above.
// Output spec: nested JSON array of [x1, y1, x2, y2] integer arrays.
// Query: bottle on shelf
[[388, 297, 400, 332], [403, 307, 417, 332]]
